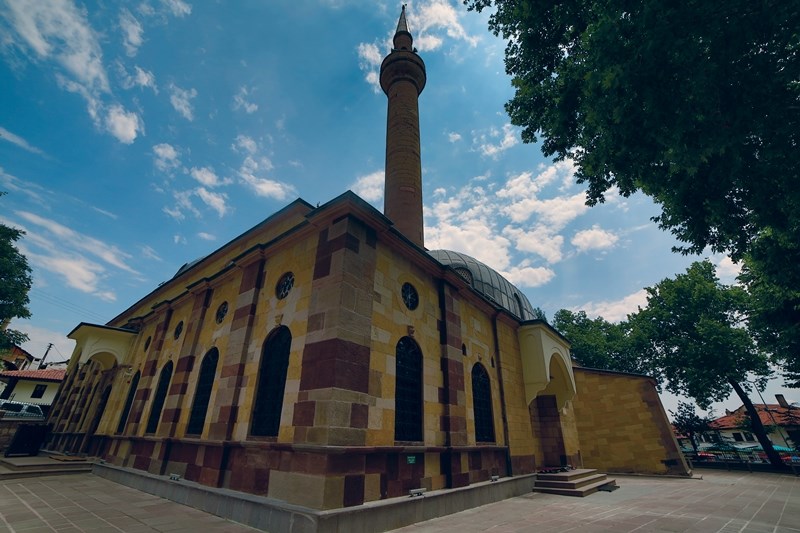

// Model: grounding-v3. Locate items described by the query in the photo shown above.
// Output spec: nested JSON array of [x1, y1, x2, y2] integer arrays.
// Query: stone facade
[[44, 7, 688, 513]]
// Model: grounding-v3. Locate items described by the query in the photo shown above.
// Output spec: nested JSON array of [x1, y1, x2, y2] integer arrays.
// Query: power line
[[30, 288, 108, 323]]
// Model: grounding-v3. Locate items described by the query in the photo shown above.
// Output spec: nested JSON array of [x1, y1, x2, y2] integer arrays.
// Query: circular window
[[215, 301, 229, 324], [401, 282, 419, 310], [276, 272, 295, 300], [143, 336, 152, 352], [174, 321, 184, 340]]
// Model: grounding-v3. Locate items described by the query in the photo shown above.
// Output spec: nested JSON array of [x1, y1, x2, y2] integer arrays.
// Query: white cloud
[[160, 0, 192, 17], [119, 9, 143, 57], [232, 134, 257, 154], [447, 132, 462, 143], [195, 187, 228, 217], [169, 84, 197, 121], [357, 42, 382, 93], [197, 232, 215, 241], [496, 162, 585, 228], [408, 0, 480, 52], [0, 126, 46, 156], [173, 234, 187, 244], [15, 211, 139, 275], [237, 155, 295, 200], [715, 255, 742, 281], [571, 225, 619, 252], [232, 86, 258, 114], [0, 0, 149, 144], [475, 123, 519, 159], [104, 104, 142, 144], [350, 170, 384, 203], [120, 64, 157, 92], [11, 323, 77, 365], [4, 0, 109, 93], [504, 226, 564, 264], [153, 143, 180, 172], [502, 265, 556, 288], [579, 289, 648, 322], [91, 206, 118, 219], [190, 166, 229, 187], [141, 245, 162, 261]]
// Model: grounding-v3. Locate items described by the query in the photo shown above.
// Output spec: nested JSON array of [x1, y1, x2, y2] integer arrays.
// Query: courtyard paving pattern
[[0, 470, 797, 532], [393, 470, 800, 533]]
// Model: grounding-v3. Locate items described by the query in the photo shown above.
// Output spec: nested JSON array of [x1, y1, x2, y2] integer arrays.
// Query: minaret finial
[[393, 4, 413, 50]]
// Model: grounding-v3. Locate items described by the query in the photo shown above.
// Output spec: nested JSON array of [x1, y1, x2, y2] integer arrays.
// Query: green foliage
[[552, 309, 646, 374], [465, 0, 800, 383], [740, 247, 800, 387], [0, 192, 32, 348], [633, 260, 769, 409], [670, 401, 712, 453]]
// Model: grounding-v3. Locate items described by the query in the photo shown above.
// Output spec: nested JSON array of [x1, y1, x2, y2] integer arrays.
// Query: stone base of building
[[93, 461, 538, 532]]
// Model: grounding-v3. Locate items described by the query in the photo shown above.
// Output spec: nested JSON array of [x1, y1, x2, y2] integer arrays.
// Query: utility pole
[[38, 343, 53, 369]]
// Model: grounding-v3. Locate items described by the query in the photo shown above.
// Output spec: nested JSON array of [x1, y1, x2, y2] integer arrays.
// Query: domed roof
[[428, 249, 537, 321]]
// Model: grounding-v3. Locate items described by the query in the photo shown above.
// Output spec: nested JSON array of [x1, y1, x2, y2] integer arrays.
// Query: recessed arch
[[186, 348, 219, 436], [394, 336, 423, 442], [146, 361, 173, 434], [471, 362, 495, 442], [251, 326, 292, 437], [117, 370, 140, 434]]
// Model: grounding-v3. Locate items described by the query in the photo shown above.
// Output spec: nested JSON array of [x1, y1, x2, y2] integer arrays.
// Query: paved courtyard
[[0, 470, 797, 532]]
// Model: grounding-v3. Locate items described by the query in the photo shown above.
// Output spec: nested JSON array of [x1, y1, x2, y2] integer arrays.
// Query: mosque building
[[45, 7, 687, 513]]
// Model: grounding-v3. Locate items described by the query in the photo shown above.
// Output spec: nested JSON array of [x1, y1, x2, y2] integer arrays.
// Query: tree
[[670, 401, 712, 455], [740, 250, 800, 387], [552, 309, 646, 374], [631, 260, 784, 468], [0, 192, 32, 348], [465, 0, 800, 381]]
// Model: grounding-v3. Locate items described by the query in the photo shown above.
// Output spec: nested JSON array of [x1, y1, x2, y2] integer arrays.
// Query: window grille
[[394, 336, 423, 441], [186, 348, 219, 435], [472, 363, 495, 442], [146, 361, 173, 434], [251, 326, 292, 437]]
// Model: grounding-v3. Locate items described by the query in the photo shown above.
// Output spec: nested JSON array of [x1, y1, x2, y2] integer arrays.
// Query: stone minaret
[[380, 5, 427, 248]]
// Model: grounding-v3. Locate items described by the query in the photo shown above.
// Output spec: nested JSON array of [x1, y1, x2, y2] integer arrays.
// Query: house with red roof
[[0, 344, 34, 371], [709, 396, 799, 451], [0, 368, 66, 415]]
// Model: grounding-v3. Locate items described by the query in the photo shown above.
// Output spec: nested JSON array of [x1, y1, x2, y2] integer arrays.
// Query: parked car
[[0, 400, 45, 419]]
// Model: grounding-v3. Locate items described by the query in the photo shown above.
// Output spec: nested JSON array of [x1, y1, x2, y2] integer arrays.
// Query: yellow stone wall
[[572, 368, 689, 475], [459, 300, 505, 447], [368, 242, 443, 447]]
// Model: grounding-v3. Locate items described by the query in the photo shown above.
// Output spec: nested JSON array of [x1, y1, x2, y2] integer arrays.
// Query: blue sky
[[0, 0, 793, 415]]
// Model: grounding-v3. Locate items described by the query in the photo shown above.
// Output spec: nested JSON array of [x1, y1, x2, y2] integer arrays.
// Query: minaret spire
[[380, 5, 427, 248]]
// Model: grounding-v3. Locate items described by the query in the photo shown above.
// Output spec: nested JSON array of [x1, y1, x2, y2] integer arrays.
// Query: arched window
[[186, 348, 219, 435], [117, 371, 140, 434], [394, 336, 423, 442], [251, 326, 292, 437], [472, 363, 495, 442], [146, 361, 173, 434]]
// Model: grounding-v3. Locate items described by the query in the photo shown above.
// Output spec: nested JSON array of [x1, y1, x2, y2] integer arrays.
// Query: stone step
[[534, 472, 611, 490], [533, 477, 617, 497], [0, 455, 93, 479], [534, 468, 600, 482]]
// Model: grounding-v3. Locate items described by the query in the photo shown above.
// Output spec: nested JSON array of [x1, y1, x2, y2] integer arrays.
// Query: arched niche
[[518, 322, 577, 408]]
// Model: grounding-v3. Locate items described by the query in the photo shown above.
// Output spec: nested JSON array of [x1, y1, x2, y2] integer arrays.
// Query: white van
[[0, 400, 45, 419]]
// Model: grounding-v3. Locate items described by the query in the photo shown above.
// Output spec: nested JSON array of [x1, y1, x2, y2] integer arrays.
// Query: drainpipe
[[491, 312, 513, 477]]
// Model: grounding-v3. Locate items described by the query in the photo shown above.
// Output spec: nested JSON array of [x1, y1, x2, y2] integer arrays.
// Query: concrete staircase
[[0, 453, 93, 480], [533, 468, 617, 497]]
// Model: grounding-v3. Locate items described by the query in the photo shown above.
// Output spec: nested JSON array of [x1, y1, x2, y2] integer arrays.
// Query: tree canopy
[[632, 260, 782, 467], [465, 0, 800, 383], [552, 309, 645, 374], [0, 192, 32, 348], [670, 401, 712, 455]]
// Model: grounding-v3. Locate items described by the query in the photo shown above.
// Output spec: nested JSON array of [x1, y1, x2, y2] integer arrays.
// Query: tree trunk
[[728, 378, 786, 469]]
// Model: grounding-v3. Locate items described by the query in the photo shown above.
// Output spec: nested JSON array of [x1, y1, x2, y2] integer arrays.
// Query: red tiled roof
[[0, 368, 66, 382], [710, 403, 800, 429]]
